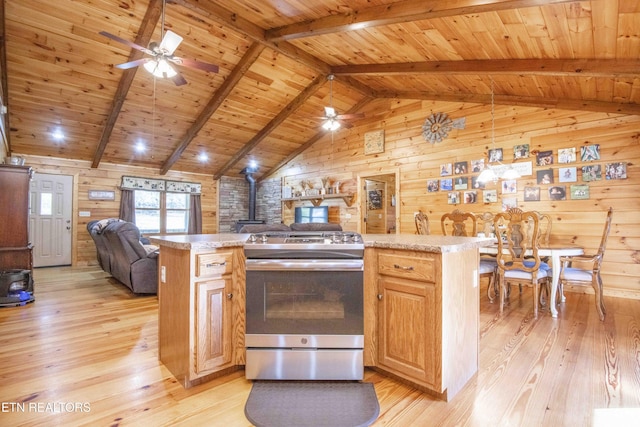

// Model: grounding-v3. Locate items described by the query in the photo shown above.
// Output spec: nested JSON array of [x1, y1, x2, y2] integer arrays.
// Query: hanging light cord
[[490, 77, 495, 148]]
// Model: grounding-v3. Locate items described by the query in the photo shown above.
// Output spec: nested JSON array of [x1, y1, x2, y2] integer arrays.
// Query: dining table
[[480, 243, 584, 317]]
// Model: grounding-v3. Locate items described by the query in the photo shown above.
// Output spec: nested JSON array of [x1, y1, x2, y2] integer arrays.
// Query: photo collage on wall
[[425, 142, 627, 205]]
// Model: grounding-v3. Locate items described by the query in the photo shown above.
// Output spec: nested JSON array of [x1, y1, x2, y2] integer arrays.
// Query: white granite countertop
[[149, 233, 494, 253]]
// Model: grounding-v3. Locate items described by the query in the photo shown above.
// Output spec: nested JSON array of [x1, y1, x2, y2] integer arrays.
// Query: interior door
[[363, 179, 386, 234], [29, 173, 73, 267]]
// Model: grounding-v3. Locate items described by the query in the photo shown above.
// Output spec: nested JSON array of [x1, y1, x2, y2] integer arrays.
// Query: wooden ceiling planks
[[2, 0, 639, 179]]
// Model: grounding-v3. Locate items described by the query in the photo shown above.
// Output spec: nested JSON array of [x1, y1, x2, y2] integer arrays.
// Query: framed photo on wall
[[524, 186, 540, 201], [570, 185, 589, 200], [582, 165, 602, 181], [447, 191, 460, 205], [483, 189, 497, 203], [454, 161, 468, 174], [537, 169, 554, 184]]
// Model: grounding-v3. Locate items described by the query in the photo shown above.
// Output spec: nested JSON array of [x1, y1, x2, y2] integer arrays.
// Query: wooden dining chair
[[442, 210, 497, 302], [441, 209, 476, 236], [415, 210, 430, 235], [495, 208, 550, 318], [476, 211, 497, 238], [558, 207, 613, 321]]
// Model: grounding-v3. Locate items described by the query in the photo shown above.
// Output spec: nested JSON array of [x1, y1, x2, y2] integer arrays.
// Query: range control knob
[[249, 234, 257, 242], [260, 234, 269, 243]]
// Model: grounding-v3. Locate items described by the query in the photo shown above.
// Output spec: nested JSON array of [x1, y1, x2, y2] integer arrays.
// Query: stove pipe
[[240, 166, 257, 221]]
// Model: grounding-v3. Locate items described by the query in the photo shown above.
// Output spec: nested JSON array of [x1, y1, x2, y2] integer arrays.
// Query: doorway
[[359, 172, 398, 234], [29, 173, 73, 267]]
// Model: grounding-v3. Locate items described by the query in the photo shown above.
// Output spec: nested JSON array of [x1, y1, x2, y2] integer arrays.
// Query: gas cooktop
[[246, 231, 362, 244], [244, 231, 364, 259]]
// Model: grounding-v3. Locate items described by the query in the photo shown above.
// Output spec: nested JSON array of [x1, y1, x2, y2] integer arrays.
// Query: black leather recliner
[[87, 219, 158, 294]]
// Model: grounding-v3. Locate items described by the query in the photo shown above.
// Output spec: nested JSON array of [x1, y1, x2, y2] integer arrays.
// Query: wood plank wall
[[15, 155, 219, 266], [272, 98, 640, 299]]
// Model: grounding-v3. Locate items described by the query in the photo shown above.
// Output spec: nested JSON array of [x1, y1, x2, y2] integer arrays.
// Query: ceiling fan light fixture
[[322, 119, 340, 131], [144, 58, 177, 78]]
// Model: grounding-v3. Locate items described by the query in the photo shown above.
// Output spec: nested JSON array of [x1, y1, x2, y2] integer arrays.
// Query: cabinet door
[[195, 278, 233, 373], [377, 276, 440, 389]]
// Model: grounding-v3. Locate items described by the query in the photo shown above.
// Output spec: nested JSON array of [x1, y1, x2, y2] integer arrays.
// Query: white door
[[29, 173, 73, 267]]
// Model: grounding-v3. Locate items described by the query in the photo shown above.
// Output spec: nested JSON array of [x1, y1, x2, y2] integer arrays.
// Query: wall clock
[[422, 112, 465, 143], [364, 129, 385, 155]]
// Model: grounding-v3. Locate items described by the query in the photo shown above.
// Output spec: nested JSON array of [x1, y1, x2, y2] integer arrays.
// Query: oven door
[[245, 259, 364, 349]]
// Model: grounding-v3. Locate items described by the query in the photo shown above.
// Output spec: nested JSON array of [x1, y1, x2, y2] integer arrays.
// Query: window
[[134, 190, 189, 234]]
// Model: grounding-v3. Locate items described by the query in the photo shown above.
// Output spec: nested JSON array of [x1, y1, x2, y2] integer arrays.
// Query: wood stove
[[244, 231, 364, 380]]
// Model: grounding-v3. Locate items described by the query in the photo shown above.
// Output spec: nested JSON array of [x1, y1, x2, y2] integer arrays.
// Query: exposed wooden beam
[[160, 43, 266, 175], [261, 97, 374, 180], [332, 59, 640, 78], [169, 0, 330, 74], [376, 90, 640, 116], [266, 0, 578, 41], [212, 74, 327, 180], [92, 0, 162, 168]]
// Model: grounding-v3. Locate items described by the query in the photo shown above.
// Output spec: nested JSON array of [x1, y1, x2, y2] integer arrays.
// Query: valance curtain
[[119, 176, 202, 234]]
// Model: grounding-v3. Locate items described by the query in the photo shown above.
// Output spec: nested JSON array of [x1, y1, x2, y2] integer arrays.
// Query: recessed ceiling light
[[135, 142, 146, 152], [198, 153, 208, 162], [51, 128, 65, 141]]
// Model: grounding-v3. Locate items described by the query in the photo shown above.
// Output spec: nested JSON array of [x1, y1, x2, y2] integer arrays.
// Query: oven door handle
[[246, 259, 364, 271]]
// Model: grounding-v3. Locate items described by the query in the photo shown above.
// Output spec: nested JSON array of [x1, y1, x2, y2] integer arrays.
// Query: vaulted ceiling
[[2, 0, 639, 180]]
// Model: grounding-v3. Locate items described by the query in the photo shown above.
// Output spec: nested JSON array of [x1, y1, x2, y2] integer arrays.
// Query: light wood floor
[[1, 266, 639, 426]]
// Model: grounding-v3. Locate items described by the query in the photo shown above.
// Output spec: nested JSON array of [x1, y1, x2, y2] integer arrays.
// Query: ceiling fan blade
[[171, 72, 188, 86], [159, 30, 183, 55], [114, 58, 150, 70], [335, 113, 365, 120], [99, 31, 155, 56], [171, 57, 219, 73]]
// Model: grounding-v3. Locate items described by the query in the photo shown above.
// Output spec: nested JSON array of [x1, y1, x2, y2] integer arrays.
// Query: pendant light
[[477, 77, 521, 183]]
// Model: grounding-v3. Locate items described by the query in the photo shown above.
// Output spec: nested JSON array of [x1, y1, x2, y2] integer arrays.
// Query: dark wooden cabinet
[[0, 164, 34, 303]]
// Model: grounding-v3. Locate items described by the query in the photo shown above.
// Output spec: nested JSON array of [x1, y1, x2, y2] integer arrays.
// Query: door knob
[[377, 294, 383, 300], [227, 293, 233, 300]]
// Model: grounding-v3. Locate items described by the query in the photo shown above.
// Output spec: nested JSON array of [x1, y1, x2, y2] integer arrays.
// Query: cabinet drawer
[[377, 252, 435, 282], [196, 252, 233, 278]]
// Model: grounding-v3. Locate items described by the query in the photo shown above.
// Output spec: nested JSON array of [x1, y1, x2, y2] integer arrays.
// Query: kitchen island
[[150, 233, 492, 400]]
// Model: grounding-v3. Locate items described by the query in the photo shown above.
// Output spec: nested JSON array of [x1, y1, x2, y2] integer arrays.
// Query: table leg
[[550, 252, 562, 318]]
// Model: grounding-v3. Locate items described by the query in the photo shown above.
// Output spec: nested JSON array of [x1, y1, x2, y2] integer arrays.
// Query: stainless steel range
[[244, 231, 364, 380]]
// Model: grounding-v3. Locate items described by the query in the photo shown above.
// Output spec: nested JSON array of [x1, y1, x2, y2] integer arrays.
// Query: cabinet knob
[[227, 293, 233, 300], [377, 294, 383, 300]]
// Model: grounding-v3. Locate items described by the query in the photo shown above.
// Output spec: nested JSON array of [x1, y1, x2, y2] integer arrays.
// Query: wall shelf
[[282, 193, 355, 209]]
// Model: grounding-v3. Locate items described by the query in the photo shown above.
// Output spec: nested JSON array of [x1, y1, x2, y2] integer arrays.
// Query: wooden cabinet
[[369, 247, 479, 401], [158, 245, 245, 388], [377, 251, 441, 389], [0, 165, 33, 272]]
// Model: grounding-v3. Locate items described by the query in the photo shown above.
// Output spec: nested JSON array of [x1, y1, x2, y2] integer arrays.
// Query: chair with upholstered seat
[[442, 210, 497, 302], [415, 210, 430, 235], [495, 208, 550, 318], [558, 207, 613, 321]]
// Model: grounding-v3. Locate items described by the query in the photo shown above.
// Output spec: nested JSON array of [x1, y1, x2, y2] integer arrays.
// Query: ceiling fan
[[99, 0, 218, 86], [319, 75, 364, 131]]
